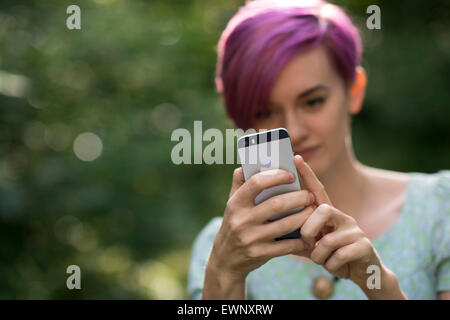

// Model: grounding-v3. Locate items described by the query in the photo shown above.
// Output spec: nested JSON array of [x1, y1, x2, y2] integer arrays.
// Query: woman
[[187, 0, 450, 299]]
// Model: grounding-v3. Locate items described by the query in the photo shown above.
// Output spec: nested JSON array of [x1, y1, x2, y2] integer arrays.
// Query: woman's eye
[[305, 97, 325, 108], [255, 109, 272, 119]]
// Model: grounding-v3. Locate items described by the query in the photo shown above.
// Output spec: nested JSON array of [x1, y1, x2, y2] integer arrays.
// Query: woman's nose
[[285, 111, 308, 145]]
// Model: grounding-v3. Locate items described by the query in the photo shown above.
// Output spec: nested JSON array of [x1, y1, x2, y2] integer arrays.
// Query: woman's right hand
[[207, 167, 316, 282]]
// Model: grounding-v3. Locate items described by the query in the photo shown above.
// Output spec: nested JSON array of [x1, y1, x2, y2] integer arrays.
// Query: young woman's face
[[251, 45, 353, 177]]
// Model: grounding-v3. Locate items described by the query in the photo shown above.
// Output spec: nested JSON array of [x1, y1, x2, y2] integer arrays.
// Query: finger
[[294, 155, 332, 206], [300, 204, 347, 247], [291, 250, 311, 258], [255, 206, 315, 241], [258, 238, 307, 259], [229, 167, 245, 199], [309, 227, 362, 265], [252, 190, 314, 223], [234, 169, 294, 205], [324, 239, 369, 274]]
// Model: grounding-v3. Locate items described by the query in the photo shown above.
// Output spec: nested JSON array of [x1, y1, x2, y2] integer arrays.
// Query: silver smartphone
[[237, 128, 303, 240]]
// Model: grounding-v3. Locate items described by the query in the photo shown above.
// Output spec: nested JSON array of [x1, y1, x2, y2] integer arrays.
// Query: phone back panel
[[237, 128, 303, 239]]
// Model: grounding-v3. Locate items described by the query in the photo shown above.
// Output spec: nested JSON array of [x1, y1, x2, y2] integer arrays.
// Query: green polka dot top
[[187, 170, 450, 299]]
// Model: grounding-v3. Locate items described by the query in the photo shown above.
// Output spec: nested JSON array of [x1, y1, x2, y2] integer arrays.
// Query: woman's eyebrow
[[296, 85, 330, 99], [268, 85, 329, 107]]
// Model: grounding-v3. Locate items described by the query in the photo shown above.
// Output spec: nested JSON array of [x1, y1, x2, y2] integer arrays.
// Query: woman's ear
[[348, 66, 367, 115]]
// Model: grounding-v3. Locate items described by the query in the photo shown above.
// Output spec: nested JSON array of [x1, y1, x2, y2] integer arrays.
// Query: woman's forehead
[[270, 46, 341, 100]]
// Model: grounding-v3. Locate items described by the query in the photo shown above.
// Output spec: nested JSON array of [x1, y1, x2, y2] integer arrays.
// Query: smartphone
[[237, 128, 303, 240]]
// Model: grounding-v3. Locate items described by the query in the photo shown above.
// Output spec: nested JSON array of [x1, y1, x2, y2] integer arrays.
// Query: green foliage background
[[0, 0, 448, 299]]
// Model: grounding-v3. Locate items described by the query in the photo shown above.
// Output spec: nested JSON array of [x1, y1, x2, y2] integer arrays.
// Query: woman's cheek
[[312, 105, 346, 172]]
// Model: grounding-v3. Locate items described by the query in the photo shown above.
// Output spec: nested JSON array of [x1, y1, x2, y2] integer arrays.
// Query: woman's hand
[[294, 155, 407, 299], [207, 167, 315, 282]]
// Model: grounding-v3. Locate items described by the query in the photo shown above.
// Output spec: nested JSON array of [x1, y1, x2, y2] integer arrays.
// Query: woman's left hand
[[293, 155, 389, 289]]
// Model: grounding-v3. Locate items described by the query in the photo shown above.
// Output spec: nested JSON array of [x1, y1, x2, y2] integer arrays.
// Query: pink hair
[[215, 0, 362, 130]]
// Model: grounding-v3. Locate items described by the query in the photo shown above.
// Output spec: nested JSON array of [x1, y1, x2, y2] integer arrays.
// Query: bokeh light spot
[[73, 132, 103, 161]]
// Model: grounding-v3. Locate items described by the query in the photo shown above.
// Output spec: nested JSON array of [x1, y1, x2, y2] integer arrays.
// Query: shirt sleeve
[[431, 170, 450, 292], [186, 217, 223, 299]]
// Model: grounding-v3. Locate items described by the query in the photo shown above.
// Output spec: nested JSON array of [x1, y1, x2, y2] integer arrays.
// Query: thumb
[[294, 155, 332, 206], [229, 167, 245, 199]]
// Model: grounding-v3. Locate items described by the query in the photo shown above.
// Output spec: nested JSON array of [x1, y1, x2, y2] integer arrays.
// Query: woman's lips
[[294, 146, 320, 159]]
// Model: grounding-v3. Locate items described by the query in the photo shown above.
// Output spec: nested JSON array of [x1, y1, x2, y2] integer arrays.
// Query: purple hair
[[215, 0, 362, 130]]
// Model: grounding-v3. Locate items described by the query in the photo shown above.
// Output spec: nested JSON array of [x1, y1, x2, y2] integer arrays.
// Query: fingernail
[[295, 154, 303, 161], [289, 172, 295, 183], [309, 192, 315, 204]]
